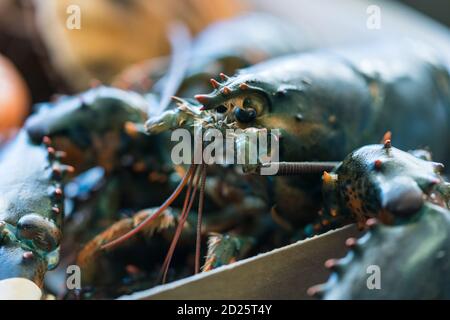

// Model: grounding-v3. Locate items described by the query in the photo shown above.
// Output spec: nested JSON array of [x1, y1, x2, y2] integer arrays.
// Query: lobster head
[[147, 53, 373, 164]]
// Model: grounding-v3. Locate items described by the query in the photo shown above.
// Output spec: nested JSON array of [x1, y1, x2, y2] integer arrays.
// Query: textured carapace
[[309, 143, 450, 299], [321, 142, 449, 227]]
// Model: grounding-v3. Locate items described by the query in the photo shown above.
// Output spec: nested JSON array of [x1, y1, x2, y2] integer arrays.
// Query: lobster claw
[[380, 176, 424, 220]]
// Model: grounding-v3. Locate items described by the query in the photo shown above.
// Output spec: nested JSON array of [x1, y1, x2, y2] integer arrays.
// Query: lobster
[[146, 39, 450, 230], [0, 131, 65, 288], [66, 39, 450, 298], [0, 13, 305, 298], [0, 86, 150, 294], [308, 141, 450, 299], [2, 21, 449, 300]]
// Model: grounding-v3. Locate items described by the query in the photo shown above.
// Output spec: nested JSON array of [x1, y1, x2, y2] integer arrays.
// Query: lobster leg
[[76, 207, 179, 290], [203, 233, 253, 271]]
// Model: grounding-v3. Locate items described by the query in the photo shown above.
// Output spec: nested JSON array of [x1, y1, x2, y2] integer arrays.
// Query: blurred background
[[0, 0, 449, 140]]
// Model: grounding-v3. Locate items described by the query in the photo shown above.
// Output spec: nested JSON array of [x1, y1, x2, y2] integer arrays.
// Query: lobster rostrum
[[0, 86, 151, 291], [309, 142, 450, 299]]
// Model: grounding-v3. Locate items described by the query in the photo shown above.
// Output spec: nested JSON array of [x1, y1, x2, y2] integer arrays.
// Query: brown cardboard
[[120, 225, 360, 300]]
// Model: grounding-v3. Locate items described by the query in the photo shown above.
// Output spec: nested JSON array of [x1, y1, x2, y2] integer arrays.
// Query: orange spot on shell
[[132, 161, 147, 172], [374, 159, 382, 169], [324, 258, 338, 269], [22, 251, 34, 259], [345, 237, 357, 248], [124, 121, 139, 138], [219, 73, 229, 81], [239, 83, 249, 90], [221, 87, 231, 95]]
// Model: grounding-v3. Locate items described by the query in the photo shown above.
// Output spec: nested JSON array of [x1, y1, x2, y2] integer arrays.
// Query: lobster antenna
[[195, 164, 207, 274], [161, 165, 202, 283], [258, 162, 340, 175], [150, 23, 192, 116], [160, 165, 197, 283], [101, 164, 195, 250]]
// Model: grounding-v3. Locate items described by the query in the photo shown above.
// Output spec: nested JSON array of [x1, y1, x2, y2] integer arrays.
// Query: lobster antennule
[[161, 164, 200, 283], [161, 161, 208, 283], [101, 164, 196, 250], [195, 164, 207, 274]]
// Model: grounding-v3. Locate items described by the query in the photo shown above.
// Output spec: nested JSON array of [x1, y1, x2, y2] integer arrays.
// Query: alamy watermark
[[66, 5, 81, 30], [366, 5, 381, 30], [66, 265, 81, 290], [366, 265, 381, 290]]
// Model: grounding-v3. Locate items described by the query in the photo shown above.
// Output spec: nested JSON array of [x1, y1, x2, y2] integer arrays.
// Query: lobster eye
[[16, 214, 61, 252], [234, 107, 257, 123], [243, 97, 252, 108], [216, 105, 228, 113]]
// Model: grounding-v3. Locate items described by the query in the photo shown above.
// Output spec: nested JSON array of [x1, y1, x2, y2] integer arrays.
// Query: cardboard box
[[120, 225, 360, 300]]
